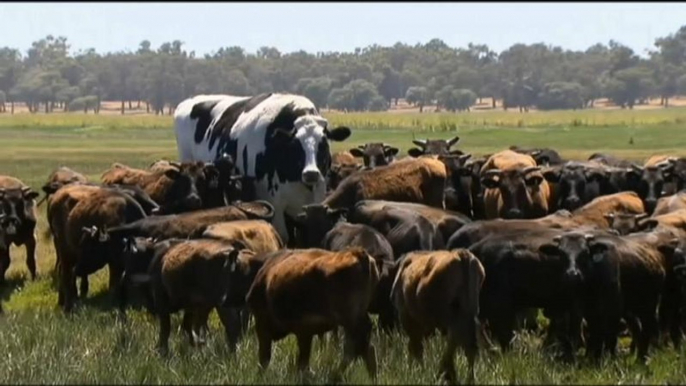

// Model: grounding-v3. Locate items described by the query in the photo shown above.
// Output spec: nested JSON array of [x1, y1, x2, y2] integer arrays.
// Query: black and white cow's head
[[266, 110, 351, 187]]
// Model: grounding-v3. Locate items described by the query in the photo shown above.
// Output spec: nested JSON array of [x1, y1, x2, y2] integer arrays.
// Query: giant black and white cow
[[174, 93, 352, 244]]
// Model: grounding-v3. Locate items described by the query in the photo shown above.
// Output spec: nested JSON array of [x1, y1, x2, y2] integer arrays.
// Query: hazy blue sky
[[2, 3, 685, 57]]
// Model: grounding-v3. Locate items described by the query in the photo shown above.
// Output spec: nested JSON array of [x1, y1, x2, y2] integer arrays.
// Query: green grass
[[2, 109, 686, 384]]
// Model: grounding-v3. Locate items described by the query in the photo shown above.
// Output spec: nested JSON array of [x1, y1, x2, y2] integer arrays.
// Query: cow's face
[[0, 187, 39, 235], [161, 162, 206, 212], [671, 240, 686, 283], [481, 167, 544, 219], [626, 165, 666, 214], [439, 154, 474, 215], [271, 116, 351, 187], [292, 204, 347, 248], [77, 225, 116, 276], [539, 233, 615, 291], [349, 143, 399, 169], [407, 136, 462, 157], [604, 212, 648, 235], [545, 164, 604, 211], [660, 158, 686, 192]]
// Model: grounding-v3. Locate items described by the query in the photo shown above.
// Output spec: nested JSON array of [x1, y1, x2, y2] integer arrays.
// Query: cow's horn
[[553, 235, 562, 243], [412, 139, 427, 148], [585, 234, 595, 241], [482, 169, 502, 178]]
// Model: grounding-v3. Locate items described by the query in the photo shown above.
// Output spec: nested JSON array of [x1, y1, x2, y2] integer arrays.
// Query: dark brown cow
[[349, 142, 399, 169], [510, 146, 565, 166], [0, 176, 39, 283], [626, 164, 671, 214], [391, 249, 485, 384], [439, 153, 475, 217], [38, 166, 88, 206], [353, 200, 470, 243], [323, 157, 447, 210], [146, 238, 258, 355], [538, 230, 666, 363], [246, 247, 379, 379], [407, 136, 462, 157], [48, 184, 147, 312], [105, 201, 275, 242], [542, 162, 610, 211], [331, 151, 359, 166], [348, 201, 445, 258], [480, 150, 550, 220]]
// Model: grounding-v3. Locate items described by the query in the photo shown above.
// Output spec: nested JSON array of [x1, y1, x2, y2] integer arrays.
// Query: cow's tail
[[389, 254, 410, 313], [458, 250, 494, 364]]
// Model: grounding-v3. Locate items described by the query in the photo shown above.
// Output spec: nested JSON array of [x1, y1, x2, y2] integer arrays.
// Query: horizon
[[2, 3, 685, 57]]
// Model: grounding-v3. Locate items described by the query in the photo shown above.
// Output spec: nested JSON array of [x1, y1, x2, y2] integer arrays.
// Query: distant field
[[1, 109, 686, 384]]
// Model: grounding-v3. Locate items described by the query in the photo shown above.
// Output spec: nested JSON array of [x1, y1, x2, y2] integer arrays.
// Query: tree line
[[1, 26, 686, 115]]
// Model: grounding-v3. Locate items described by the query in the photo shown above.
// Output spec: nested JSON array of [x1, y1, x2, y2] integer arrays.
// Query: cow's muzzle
[[301, 170, 322, 186]]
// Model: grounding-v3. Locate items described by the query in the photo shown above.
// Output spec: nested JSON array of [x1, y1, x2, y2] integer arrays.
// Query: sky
[[2, 2, 685, 57]]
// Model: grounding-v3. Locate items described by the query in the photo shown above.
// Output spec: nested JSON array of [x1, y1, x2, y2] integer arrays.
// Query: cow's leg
[[24, 235, 37, 280], [79, 275, 89, 299], [255, 319, 273, 370], [0, 249, 10, 284], [636, 308, 659, 364], [626, 315, 641, 355], [182, 309, 195, 347], [489, 310, 516, 351], [354, 315, 377, 380], [295, 333, 314, 373], [456, 313, 479, 385], [157, 311, 172, 356], [193, 307, 212, 346], [217, 306, 242, 353]]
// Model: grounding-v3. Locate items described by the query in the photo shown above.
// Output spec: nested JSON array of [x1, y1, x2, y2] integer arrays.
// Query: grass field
[[1, 109, 686, 384]]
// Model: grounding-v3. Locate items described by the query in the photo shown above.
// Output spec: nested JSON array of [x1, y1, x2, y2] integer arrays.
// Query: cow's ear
[[349, 148, 364, 158], [626, 166, 643, 182], [325, 126, 351, 142], [23, 190, 40, 201], [542, 168, 561, 183], [384, 146, 400, 157], [407, 148, 424, 158], [164, 168, 181, 180], [585, 169, 607, 183]]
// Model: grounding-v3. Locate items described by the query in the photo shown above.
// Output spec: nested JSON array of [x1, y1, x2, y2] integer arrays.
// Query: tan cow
[[480, 150, 550, 219], [391, 249, 485, 384]]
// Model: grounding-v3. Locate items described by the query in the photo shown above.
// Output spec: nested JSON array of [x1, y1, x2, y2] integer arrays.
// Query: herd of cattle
[[1, 92, 686, 383]]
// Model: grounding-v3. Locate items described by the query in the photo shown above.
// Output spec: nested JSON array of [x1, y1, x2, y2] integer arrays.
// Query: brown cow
[[0, 176, 39, 283], [570, 191, 646, 229], [246, 247, 379, 379], [349, 142, 399, 169], [605, 212, 650, 235], [331, 151, 359, 166], [101, 161, 218, 213], [48, 184, 147, 311], [147, 238, 258, 355], [323, 157, 447, 210], [391, 249, 484, 384], [38, 166, 88, 206], [327, 163, 363, 192], [638, 209, 686, 232], [480, 150, 550, 219], [201, 220, 283, 254], [653, 191, 686, 216]]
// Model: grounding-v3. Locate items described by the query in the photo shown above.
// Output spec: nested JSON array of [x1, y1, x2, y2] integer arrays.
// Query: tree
[[452, 88, 477, 111], [405, 86, 430, 112], [536, 82, 584, 110]]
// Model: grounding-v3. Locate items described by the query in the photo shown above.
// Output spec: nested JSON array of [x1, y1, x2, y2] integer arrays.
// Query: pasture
[[1, 108, 686, 384]]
